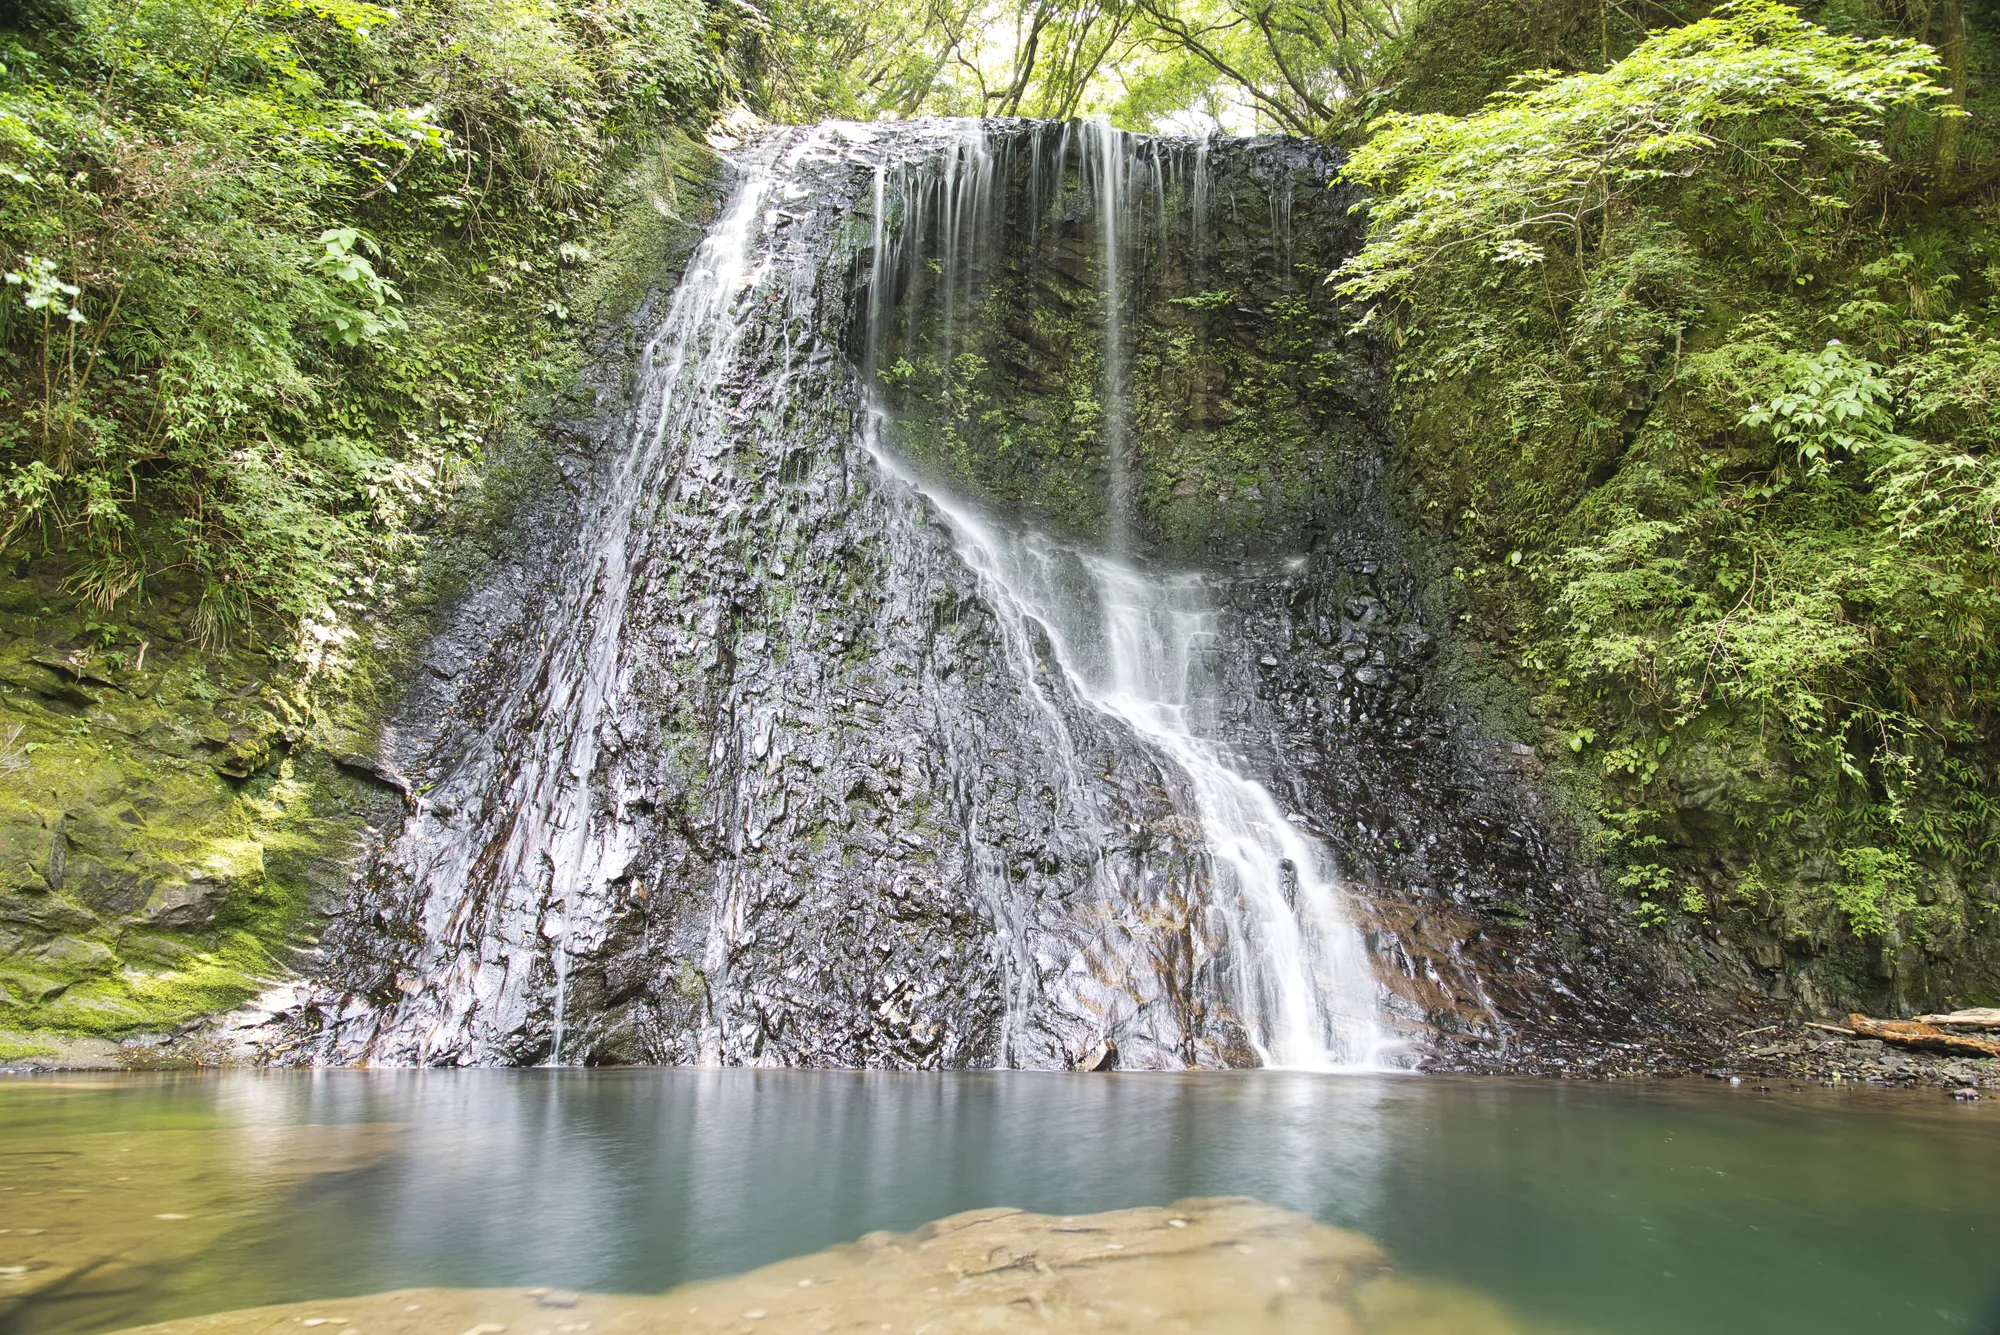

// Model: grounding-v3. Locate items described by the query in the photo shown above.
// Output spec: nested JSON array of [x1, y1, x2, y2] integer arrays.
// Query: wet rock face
[[1211, 548, 1691, 1072], [864, 128, 1380, 558], [298, 120, 1681, 1071]]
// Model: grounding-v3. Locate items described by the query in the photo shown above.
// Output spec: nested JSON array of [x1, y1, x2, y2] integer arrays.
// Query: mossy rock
[[0, 553, 397, 1036]]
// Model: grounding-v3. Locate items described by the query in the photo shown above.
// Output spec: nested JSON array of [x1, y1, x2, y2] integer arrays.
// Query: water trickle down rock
[[302, 120, 1676, 1071]]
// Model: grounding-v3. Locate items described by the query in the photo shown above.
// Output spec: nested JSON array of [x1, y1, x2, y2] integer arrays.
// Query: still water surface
[[2, 1070, 1996, 1335]]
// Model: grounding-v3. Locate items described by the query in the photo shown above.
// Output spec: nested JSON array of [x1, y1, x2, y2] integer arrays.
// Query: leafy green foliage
[[1739, 339, 1907, 467], [0, 0, 729, 647], [1109, 0, 1409, 134], [731, 0, 1423, 130], [1339, 1, 1945, 305], [1337, 0, 2000, 972]]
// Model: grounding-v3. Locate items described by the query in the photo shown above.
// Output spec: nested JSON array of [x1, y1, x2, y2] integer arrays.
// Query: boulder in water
[[89, 1198, 1562, 1334]]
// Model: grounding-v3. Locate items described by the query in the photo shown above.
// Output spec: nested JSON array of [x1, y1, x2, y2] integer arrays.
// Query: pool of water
[[1, 1071, 1995, 1335]]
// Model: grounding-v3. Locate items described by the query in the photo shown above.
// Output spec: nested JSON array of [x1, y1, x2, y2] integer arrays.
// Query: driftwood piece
[[1913, 1008, 2000, 1029], [1847, 1014, 2000, 1059]]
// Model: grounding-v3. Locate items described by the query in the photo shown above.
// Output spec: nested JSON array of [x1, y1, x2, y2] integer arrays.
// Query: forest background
[[2, 0, 1998, 1037]]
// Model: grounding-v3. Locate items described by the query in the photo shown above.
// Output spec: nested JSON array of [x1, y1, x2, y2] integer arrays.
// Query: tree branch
[[1128, 0, 1315, 134]]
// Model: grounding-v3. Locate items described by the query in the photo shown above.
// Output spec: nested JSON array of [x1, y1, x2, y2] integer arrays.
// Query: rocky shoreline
[[1714, 1027, 1993, 1095], [5, 997, 1993, 1094]]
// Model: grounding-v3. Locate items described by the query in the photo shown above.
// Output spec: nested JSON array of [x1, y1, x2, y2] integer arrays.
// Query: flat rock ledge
[[103, 1198, 1551, 1334]]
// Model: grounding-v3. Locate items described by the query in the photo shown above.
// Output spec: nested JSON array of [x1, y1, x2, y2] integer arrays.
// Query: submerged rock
[[93, 1198, 1560, 1335]]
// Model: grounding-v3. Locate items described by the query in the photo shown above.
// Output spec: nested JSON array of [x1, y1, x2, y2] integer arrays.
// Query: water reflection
[[204, 1070, 1390, 1297], [0, 1072, 1994, 1335]]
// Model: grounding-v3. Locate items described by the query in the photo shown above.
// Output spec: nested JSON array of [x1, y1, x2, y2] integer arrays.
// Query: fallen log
[[1847, 1014, 2000, 1059], [1912, 1008, 2000, 1029]]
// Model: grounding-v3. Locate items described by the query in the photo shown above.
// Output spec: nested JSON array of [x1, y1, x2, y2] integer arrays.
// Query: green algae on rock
[[867, 132, 1380, 560], [0, 557, 403, 1039]]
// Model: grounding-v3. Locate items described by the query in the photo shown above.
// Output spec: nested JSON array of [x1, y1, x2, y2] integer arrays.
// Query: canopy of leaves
[[740, 0, 1422, 130], [1340, 3, 1945, 300]]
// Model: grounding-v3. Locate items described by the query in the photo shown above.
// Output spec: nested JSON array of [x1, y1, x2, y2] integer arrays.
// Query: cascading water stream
[[864, 437, 1385, 1067], [859, 120, 1384, 1067], [525, 163, 785, 1065], [1091, 124, 1131, 550]]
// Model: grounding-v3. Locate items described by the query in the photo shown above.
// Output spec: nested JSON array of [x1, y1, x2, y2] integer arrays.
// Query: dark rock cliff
[[283, 119, 1698, 1072]]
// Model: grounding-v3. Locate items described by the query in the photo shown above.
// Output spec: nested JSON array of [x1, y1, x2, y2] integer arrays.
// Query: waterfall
[[857, 120, 1383, 1066], [309, 118, 1500, 1072], [865, 441, 1383, 1066], [1088, 122, 1131, 549]]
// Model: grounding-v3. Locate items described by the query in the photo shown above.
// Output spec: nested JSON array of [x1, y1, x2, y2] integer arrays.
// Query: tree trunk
[[1848, 1013, 2000, 1058], [1933, 0, 1969, 187]]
